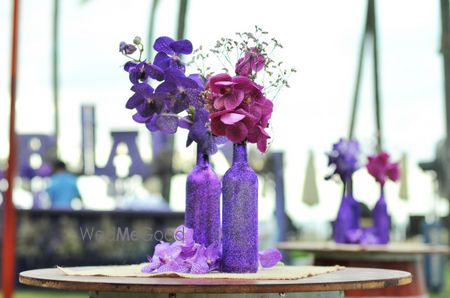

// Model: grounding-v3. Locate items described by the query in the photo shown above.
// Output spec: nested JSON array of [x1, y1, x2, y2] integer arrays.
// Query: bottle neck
[[233, 142, 248, 164], [196, 145, 209, 166]]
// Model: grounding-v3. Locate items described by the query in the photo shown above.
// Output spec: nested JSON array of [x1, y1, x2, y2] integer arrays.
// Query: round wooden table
[[19, 266, 411, 298], [277, 241, 449, 298]]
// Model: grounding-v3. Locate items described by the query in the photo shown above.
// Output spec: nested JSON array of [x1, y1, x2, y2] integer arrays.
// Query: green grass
[[430, 265, 450, 298]]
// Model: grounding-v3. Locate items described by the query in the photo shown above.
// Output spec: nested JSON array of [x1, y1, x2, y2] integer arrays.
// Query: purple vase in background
[[333, 182, 361, 243], [373, 188, 390, 244], [185, 145, 221, 246], [222, 142, 258, 273]]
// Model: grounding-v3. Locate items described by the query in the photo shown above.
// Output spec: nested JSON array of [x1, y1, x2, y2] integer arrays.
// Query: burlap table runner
[[58, 264, 343, 280]]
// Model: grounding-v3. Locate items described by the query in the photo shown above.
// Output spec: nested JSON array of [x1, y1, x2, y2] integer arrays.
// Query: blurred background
[[1, 0, 450, 297]]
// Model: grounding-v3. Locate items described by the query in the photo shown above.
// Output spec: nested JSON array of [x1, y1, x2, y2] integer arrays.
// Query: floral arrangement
[[325, 138, 362, 244], [120, 27, 291, 273], [367, 151, 400, 186], [119, 26, 295, 154], [141, 225, 282, 274], [326, 138, 360, 183], [325, 139, 400, 245]]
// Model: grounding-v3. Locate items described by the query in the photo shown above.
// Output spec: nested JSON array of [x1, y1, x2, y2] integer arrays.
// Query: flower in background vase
[[367, 151, 400, 185], [326, 138, 360, 182], [366, 151, 400, 245]]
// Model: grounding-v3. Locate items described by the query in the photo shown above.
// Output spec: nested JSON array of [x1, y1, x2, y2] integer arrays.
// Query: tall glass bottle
[[373, 187, 390, 244], [222, 142, 258, 273], [185, 145, 221, 246]]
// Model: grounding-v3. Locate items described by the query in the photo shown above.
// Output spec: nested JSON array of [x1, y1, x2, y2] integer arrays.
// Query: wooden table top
[[19, 267, 411, 294], [277, 241, 450, 255]]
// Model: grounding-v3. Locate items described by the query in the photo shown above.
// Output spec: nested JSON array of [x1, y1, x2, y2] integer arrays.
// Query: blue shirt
[[47, 172, 81, 209]]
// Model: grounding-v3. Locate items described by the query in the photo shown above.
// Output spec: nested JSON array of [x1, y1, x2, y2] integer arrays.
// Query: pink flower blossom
[[235, 47, 265, 76], [367, 151, 400, 185], [206, 74, 273, 152]]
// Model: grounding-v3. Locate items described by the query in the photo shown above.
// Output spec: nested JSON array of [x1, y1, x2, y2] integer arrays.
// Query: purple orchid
[[182, 107, 227, 155], [124, 61, 164, 84], [141, 225, 221, 274], [153, 36, 193, 72], [141, 226, 283, 274], [326, 138, 360, 182], [119, 41, 137, 55], [258, 248, 282, 268]]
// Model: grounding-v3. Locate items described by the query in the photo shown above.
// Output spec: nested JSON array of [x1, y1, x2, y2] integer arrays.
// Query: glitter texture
[[185, 145, 221, 246], [373, 189, 390, 244], [222, 142, 258, 273]]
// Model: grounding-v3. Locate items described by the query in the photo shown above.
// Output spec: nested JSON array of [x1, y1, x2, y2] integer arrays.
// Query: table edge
[[19, 268, 412, 294]]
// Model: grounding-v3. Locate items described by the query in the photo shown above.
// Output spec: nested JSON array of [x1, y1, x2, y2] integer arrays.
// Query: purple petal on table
[[141, 256, 161, 273], [205, 240, 221, 267], [153, 36, 175, 55], [158, 259, 190, 273], [174, 225, 194, 243], [189, 246, 209, 274], [258, 248, 282, 268]]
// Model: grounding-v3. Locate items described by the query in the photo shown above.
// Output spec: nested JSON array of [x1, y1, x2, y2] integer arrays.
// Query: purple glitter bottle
[[222, 142, 258, 273], [185, 145, 221, 246], [373, 187, 390, 244], [333, 181, 360, 243]]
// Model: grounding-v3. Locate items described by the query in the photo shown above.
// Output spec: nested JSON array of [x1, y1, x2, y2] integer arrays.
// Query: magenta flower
[[235, 47, 265, 76], [207, 73, 273, 152], [207, 74, 263, 110], [367, 151, 400, 185], [258, 248, 282, 268]]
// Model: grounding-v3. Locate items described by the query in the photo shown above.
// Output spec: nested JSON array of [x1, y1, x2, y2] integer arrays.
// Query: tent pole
[[2, 0, 20, 297]]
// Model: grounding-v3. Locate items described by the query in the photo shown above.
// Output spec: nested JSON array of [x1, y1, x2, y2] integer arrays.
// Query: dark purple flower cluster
[[122, 37, 202, 134], [141, 225, 282, 274], [120, 37, 223, 154], [326, 138, 360, 182]]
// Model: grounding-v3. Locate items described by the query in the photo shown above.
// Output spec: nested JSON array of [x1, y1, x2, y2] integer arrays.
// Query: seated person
[[46, 160, 82, 209]]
